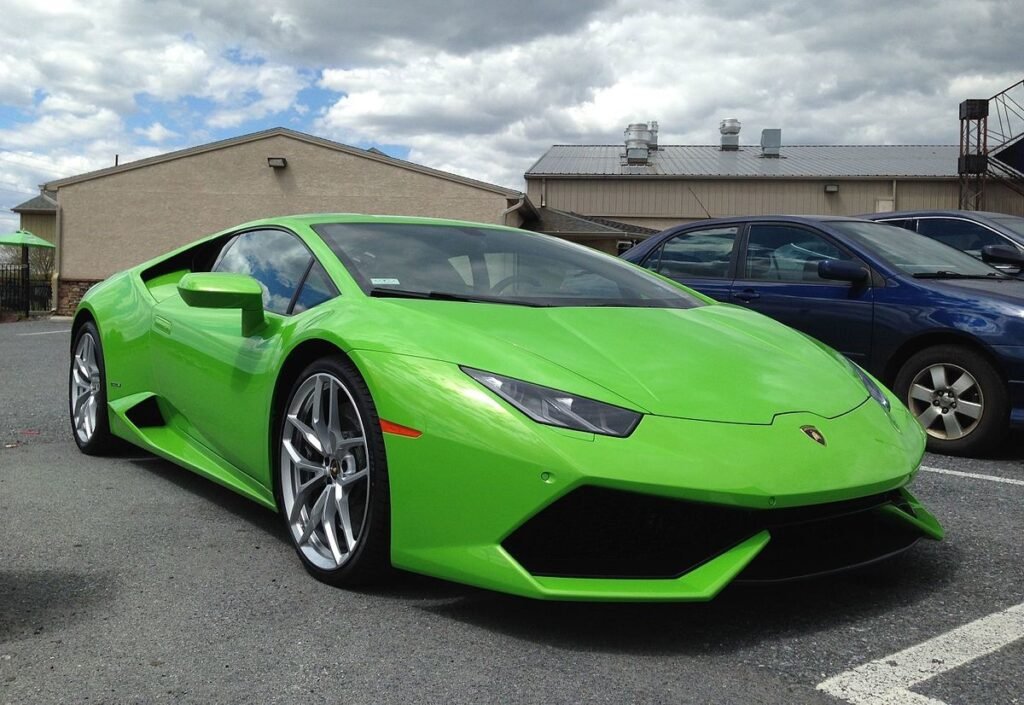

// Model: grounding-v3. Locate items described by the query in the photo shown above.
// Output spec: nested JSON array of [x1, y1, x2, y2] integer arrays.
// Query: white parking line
[[817, 601, 1024, 705], [16, 328, 71, 336], [921, 465, 1024, 487]]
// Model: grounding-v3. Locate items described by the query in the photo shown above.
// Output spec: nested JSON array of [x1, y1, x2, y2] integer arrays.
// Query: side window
[[876, 218, 916, 231], [744, 225, 852, 282], [650, 226, 739, 279], [292, 261, 338, 314], [916, 218, 1007, 257], [213, 229, 312, 314]]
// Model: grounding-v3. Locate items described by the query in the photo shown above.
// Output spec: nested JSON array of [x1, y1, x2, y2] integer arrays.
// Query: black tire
[[893, 344, 1008, 456], [69, 321, 118, 455], [275, 356, 391, 587]]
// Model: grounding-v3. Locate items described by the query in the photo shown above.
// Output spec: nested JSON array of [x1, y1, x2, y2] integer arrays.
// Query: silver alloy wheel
[[70, 332, 102, 444], [906, 362, 984, 441], [281, 373, 371, 571]]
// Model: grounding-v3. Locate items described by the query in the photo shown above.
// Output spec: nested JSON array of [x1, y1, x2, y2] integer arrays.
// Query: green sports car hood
[[344, 299, 870, 425]]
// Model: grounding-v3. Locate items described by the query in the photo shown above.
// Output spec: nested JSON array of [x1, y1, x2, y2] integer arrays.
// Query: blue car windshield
[[828, 221, 1008, 278], [314, 222, 705, 308]]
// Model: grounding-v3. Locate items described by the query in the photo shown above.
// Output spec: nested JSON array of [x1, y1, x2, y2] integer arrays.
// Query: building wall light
[[267, 157, 288, 169], [824, 183, 839, 193]]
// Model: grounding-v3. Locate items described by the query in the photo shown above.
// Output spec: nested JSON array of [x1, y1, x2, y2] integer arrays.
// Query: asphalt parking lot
[[2, 318, 1022, 705]]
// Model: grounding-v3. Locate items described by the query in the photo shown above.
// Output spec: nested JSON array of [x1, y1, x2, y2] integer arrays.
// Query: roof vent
[[624, 121, 657, 164], [720, 118, 741, 151], [760, 128, 782, 157]]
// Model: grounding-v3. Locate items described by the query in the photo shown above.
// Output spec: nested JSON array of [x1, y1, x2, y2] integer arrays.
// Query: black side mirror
[[981, 244, 1024, 267], [818, 259, 869, 283]]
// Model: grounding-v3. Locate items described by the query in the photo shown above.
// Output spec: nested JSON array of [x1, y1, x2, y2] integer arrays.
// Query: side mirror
[[818, 259, 869, 283], [981, 244, 1024, 267], [178, 272, 266, 336]]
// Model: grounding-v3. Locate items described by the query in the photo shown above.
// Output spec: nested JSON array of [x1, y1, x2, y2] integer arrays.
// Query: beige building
[[525, 122, 1024, 244], [15, 127, 533, 313]]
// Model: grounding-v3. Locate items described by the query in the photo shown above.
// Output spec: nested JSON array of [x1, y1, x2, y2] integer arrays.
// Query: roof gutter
[[500, 195, 526, 226]]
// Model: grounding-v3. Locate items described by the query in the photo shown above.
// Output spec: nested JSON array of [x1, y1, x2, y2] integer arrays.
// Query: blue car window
[[745, 225, 850, 282], [292, 260, 338, 314], [654, 227, 739, 279], [213, 229, 313, 315], [916, 218, 1007, 257]]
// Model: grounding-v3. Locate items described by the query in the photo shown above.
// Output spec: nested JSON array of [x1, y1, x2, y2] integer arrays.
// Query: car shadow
[[115, 448, 961, 655], [415, 545, 956, 656], [0, 569, 118, 642], [124, 453, 287, 543]]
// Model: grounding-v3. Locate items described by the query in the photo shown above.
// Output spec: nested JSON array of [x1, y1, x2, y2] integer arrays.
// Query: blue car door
[[639, 224, 740, 302], [730, 223, 875, 365]]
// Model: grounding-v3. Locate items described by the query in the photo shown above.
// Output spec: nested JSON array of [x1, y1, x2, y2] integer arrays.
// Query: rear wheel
[[894, 345, 1007, 456], [277, 357, 391, 586], [69, 322, 117, 455]]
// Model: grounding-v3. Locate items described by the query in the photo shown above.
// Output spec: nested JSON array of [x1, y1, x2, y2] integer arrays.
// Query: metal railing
[[0, 263, 52, 313]]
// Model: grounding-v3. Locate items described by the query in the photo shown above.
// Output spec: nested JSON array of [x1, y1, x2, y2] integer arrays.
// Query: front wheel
[[69, 322, 117, 455], [894, 345, 1008, 456], [277, 357, 391, 586]]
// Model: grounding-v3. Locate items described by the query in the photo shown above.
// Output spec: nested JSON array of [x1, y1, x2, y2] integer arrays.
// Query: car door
[[730, 223, 874, 365], [151, 227, 336, 476], [639, 224, 740, 301]]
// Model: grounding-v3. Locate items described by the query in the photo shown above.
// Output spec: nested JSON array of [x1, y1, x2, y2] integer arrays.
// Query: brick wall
[[57, 279, 102, 315]]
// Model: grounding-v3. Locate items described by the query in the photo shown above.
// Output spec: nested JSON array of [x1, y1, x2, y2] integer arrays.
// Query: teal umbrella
[[0, 230, 55, 317]]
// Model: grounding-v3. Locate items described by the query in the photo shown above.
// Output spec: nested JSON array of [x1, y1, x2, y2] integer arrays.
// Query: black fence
[[0, 263, 52, 313]]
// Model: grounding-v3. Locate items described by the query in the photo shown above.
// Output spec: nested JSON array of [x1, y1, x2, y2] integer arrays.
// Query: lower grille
[[501, 486, 915, 580]]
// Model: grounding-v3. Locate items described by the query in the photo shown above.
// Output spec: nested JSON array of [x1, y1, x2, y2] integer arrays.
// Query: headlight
[[462, 367, 642, 437], [849, 361, 891, 413]]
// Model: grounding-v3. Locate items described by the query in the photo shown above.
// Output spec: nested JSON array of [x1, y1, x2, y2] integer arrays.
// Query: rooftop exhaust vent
[[623, 121, 658, 164], [760, 129, 782, 157], [720, 118, 741, 151]]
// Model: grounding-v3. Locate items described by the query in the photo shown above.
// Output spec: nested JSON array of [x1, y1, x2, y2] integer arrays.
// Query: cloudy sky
[[1, 0, 1021, 231]]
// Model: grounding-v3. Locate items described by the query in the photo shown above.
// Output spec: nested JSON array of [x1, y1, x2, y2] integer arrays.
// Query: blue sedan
[[622, 215, 1024, 456]]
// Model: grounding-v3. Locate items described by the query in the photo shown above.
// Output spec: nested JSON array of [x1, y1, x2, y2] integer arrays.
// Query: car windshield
[[827, 221, 1009, 278], [313, 222, 705, 308], [989, 215, 1024, 239]]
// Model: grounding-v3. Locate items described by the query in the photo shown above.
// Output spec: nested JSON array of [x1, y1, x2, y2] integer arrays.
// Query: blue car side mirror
[[818, 260, 869, 283]]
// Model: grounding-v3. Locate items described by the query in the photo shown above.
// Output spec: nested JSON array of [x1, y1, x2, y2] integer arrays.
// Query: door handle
[[732, 289, 760, 302], [154, 315, 172, 335]]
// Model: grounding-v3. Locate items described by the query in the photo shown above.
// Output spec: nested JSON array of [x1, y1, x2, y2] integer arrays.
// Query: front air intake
[[502, 486, 916, 580]]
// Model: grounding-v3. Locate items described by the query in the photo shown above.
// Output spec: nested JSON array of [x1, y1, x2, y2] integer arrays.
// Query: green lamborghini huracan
[[69, 214, 942, 601]]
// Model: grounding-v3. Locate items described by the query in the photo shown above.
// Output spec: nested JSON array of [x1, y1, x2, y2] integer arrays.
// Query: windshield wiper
[[368, 287, 550, 307], [912, 271, 1008, 280]]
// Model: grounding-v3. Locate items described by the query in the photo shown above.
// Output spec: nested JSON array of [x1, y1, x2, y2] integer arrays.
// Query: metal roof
[[526, 145, 960, 178]]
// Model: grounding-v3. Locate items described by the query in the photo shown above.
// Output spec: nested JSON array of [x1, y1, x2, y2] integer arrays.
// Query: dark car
[[622, 215, 1024, 456], [861, 210, 1024, 275]]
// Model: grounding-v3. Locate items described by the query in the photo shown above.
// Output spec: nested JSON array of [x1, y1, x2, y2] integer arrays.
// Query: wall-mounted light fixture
[[824, 183, 839, 193], [267, 157, 288, 169]]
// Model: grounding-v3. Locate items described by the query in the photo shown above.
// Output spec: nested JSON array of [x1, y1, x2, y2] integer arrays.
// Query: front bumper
[[355, 351, 940, 601]]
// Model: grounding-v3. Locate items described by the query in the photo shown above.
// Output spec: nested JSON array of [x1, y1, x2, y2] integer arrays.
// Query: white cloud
[[135, 122, 180, 143], [204, 63, 309, 128], [0, 109, 123, 151], [312, 0, 1024, 187], [0, 0, 1021, 211]]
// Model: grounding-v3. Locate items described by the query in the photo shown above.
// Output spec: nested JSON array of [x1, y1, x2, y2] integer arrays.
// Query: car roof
[[668, 214, 870, 228], [863, 210, 1021, 220]]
